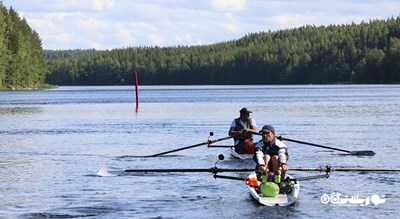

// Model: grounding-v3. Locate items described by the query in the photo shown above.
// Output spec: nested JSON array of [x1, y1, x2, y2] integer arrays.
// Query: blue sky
[[3, 0, 400, 50]]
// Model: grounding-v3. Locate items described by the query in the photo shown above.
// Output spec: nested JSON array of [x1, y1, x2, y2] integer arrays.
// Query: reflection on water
[[0, 106, 41, 115]]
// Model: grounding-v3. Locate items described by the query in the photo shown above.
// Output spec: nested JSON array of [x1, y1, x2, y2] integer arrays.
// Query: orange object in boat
[[246, 176, 259, 187]]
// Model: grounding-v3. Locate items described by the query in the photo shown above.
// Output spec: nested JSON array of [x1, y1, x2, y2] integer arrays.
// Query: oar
[[277, 136, 376, 156], [97, 166, 254, 177], [290, 166, 400, 172], [97, 165, 400, 177], [142, 133, 233, 157], [207, 144, 234, 148], [251, 132, 375, 156], [213, 174, 245, 181], [295, 174, 330, 181]]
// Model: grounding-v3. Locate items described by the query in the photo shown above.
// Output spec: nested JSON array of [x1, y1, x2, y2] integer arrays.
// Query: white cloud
[[90, 0, 115, 11], [272, 14, 315, 29], [210, 0, 247, 11], [224, 23, 240, 33], [53, 33, 74, 42], [3, 0, 400, 49], [79, 17, 103, 31], [87, 41, 104, 50], [115, 25, 136, 44], [148, 33, 165, 45]]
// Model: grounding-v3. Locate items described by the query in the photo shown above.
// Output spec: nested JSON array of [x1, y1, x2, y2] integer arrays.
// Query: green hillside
[[45, 17, 400, 85], [0, 4, 47, 90], [1, 2, 399, 88]]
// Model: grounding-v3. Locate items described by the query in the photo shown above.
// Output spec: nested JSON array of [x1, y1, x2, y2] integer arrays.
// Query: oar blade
[[97, 166, 125, 177], [349, 150, 376, 156]]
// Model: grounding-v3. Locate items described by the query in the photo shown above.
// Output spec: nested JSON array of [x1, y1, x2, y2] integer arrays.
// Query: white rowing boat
[[246, 172, 300, 206], [229, 148, 253, 160]]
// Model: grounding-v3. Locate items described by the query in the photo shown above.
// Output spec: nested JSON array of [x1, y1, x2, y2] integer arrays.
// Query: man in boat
[[253, 125, 289, 183], [228, 107, 257, 154]]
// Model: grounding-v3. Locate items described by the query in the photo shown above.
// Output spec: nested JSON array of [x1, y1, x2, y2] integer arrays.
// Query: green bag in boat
[[261, 182, 280, 197]]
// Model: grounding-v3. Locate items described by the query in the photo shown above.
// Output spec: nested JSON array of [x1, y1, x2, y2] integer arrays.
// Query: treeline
[[0, 3, 47, 90], [2, 1, 400, 87], [45, 17, 400, 85]]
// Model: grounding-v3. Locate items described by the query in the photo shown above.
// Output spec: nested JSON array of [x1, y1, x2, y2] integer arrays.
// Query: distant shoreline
[[0, 84, 57, 91]]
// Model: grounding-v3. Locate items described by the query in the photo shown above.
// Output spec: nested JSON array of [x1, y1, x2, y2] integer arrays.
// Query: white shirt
[[230, 118, 257, 145]]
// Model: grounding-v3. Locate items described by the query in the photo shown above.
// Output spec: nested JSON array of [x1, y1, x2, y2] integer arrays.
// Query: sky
[[2, 0, 400, 50]]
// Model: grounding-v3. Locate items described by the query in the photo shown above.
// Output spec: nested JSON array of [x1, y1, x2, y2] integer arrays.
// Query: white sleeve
[[276, 139, 287, 164], [278, 148, 287, 164], [254, 141, 264, 165], [251, 118, 257, 128]]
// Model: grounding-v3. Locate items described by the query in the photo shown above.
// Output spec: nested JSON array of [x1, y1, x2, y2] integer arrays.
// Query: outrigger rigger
[[97, 155, 400, 206], [99, 155, 400, 206]]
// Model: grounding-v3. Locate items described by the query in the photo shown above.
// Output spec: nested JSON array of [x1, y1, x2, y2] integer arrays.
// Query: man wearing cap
[[253, 125, 289, 182], [228, 107, 257, 154]]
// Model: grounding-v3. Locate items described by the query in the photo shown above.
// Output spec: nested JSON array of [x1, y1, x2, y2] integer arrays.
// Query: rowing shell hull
[[229, 149, 253, 160], [247, 172, 300, 206]]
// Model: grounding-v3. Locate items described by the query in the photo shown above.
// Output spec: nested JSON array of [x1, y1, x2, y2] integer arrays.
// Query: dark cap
[[260, 125, 275, 133], [240, 107, 252, 114]]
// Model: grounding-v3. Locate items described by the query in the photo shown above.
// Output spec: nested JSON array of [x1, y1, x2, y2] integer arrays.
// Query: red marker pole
[[134, 71, 139, 112]]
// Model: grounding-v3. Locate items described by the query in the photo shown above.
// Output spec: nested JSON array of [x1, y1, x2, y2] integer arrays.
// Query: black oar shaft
[[329, 168, 400, 172], [124, 167, 254, 173], [290, 167, 322, 171], [252, 132, 375, 156], [207, 145, 234, 148], [290, 167, 400, 172], [125, 168, 213, 173], [296, 174, 330, 181], [213, 175, 245, 181], [278, 136, 351, 153], [146, 136, 233, 157]]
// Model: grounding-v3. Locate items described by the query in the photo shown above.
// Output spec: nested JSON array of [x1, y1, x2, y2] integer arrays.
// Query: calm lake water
[[1, 85, 399, 218]]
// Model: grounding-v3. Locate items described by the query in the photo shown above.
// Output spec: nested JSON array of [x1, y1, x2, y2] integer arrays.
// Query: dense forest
[[45, 17, 400, 85], [0, 3, 47, 90], [1, 2, 400, 88]]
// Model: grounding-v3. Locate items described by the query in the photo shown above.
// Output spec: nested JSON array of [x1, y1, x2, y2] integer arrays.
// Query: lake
[[1, 85, 399, 218]]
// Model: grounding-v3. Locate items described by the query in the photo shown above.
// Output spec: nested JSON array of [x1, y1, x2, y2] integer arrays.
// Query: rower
[[228, 107, 257, 154], [253, 125, 289, 183]]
